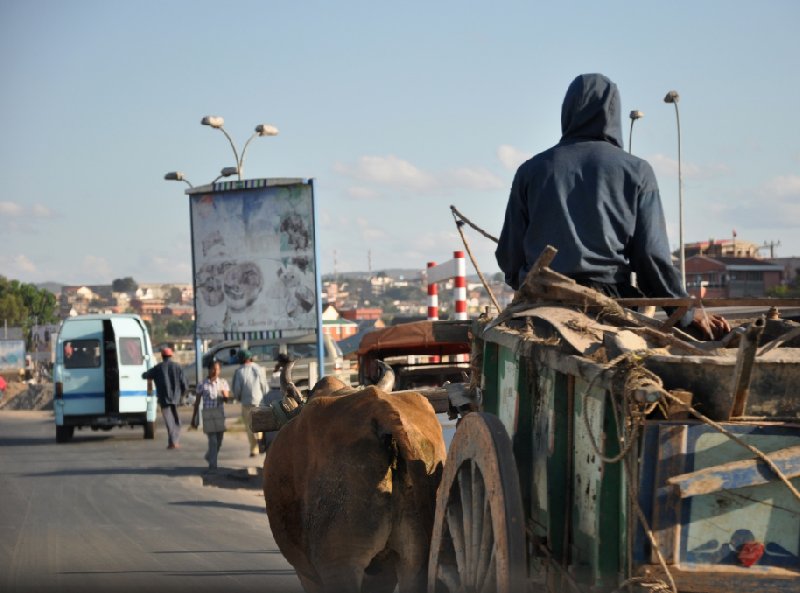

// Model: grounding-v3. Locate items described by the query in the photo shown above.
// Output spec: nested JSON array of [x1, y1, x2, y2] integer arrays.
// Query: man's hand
[[689, 309, 731, 341]]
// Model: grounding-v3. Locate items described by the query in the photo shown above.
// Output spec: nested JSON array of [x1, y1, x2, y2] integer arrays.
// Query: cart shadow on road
[[23, 465, 208, 479], [169, 499, 266, 514], [0, 434, 119, 446], [57, 567, 298, 577], [23, 464, 266, 492]]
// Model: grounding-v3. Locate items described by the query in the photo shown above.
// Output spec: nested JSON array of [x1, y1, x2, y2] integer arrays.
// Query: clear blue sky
[[2, 0, 798, 285]]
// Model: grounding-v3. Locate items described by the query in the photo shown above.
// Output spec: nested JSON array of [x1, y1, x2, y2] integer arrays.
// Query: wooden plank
[[650, 424, 688, 565], [639, 563, 800, 593], [667, 444, 800, 498], [617, 298, 800, 307], [729, 317, 766, 418]]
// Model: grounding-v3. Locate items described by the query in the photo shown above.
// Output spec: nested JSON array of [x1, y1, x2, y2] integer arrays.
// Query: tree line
[[0, 275, 59, 346]]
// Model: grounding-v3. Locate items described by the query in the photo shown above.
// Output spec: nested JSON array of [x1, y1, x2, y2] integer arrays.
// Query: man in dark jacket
[[496, 73, 729, 340], [142, 347, 188, 449]]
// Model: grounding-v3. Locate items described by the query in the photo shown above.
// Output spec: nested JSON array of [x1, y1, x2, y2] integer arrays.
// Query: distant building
[[130, 298, 165, 320], [339, 307, 383, 321], [769, 257, 800, 287], [321, 304, 359, 341], [682, 238, 760, 259], [162, 304, 194, 318], [685, 255, 783, 298]]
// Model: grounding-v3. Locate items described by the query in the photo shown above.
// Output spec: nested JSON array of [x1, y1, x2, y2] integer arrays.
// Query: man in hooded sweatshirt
[[495, 73, 729, 340]]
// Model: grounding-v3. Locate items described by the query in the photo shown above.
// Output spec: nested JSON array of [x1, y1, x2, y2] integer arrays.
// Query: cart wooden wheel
[[428, 412, 526, 593]]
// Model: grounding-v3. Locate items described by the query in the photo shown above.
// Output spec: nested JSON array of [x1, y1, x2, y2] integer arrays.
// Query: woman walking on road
[[192, 360, 230, 470]]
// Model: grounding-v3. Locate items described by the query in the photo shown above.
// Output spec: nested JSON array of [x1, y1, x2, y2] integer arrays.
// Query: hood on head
[[560, 73, 623, 148]]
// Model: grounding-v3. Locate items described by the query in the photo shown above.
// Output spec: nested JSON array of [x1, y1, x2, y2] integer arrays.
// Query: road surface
[[0, 405, 304, 593]]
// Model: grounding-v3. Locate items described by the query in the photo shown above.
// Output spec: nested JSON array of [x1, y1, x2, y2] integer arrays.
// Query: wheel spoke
[[478, 546, 497, 593], [469, 464, 485, 588], [445, 481, 467, 578], [475, 489, 494, 591], [437, 563, 461, 592], [458, 462, 474, 587]]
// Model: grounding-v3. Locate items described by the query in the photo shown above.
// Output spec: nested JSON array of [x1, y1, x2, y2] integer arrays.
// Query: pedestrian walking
[[192, 360, 230, 470], [141, 347, 188, 449], [231, 348, 268, 457]]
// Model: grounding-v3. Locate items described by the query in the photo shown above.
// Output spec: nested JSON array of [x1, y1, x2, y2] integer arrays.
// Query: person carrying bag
[[192, 360, 230, 470]]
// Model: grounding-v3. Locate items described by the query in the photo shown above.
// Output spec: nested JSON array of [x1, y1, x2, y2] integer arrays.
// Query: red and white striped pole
[[427, 261, 439, 320], [453, 251, 467, 321]]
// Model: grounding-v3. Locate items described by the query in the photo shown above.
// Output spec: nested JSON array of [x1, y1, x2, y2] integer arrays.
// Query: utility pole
[[368, 249, 372, 276], [763, 240, 781, 259]]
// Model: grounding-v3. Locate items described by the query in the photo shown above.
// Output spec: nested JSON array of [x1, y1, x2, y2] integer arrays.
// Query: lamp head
[[629, 110, 644, 121], [220, 166, 239, 177], [201, 115, 225, 128], [663, 91, 680, 104], [164, 171, 186, 181], [255, 124, 279, 136]]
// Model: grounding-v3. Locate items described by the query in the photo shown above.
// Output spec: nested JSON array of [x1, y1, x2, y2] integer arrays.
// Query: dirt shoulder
[[0, 382, 54, 411]]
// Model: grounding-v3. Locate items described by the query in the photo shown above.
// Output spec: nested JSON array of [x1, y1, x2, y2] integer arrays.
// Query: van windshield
[[63, 339, 100, 369]]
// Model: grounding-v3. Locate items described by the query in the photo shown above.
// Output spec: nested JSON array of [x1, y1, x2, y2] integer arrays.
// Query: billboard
[[0, 340, 25, 372], [30, 324, 60, 364], [188, 178, 320, 339]]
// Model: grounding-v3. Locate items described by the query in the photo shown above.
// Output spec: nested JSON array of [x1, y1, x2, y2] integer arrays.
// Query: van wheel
[[56, 425, 74, 443], [144, 421, 155, 440]]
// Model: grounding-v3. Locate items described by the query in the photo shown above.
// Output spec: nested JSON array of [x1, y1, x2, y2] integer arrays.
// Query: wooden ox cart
[[425, 250, 800, 593]]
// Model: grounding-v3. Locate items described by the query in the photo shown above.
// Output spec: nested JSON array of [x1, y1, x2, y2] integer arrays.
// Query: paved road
[[0, 405, 304, 593]]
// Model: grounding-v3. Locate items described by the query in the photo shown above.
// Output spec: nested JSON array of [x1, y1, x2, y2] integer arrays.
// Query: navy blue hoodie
[[495, 73, 686, 300]]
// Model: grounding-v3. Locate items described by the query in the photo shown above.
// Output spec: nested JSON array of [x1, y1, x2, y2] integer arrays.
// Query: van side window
[[250, 344, 279, 361], [63, 339, 101, 369], [287, 344, 316, 359], [119, 337, 144, 366]]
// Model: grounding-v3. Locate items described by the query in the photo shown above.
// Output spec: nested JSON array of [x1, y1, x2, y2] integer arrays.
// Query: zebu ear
[[374, 360, 395, 392]]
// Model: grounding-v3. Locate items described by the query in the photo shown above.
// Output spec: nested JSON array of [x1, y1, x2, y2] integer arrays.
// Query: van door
[[57, 319, 105, 417], [111, 316, 151, 415]]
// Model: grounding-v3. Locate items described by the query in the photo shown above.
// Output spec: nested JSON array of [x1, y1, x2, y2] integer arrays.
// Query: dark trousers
[[160, 404, 181, 446]]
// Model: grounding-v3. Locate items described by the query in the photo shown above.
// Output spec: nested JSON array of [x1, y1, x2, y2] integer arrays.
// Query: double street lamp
[[164, 115, 279, 187], [663, 90, 686, 290], [200, 116, 279, 181]]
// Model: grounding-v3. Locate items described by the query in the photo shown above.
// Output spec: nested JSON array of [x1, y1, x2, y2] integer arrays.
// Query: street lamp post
[[200, 116, 279, 180], [628, 110, 643, 154], [664, 90, 685, 290]]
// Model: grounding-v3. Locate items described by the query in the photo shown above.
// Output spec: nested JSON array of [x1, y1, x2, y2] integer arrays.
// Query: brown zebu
[[261, 363, 446, 593]]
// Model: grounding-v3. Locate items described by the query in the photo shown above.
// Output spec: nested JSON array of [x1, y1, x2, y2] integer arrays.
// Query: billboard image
[[0, 340, 26, 372], [189, 179, 318, 338]]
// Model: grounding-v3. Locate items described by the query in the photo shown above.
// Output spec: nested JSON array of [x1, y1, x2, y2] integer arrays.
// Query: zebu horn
[[280, 360, 305, 406], [374, 360, 395, 392], [279, 360, 294, 393]]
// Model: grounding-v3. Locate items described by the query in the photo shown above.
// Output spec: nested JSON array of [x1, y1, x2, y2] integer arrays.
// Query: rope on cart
[[581, 354, 678, 593], [449, 205, 502, 313], [584, 352, 800, 593], [660, 389, 800, 503], [596, 353, 800, 503], [611, 576, 673, 593]]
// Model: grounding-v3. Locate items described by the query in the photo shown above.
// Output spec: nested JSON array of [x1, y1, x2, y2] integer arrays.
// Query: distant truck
[[53, 314, 157, 443]]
